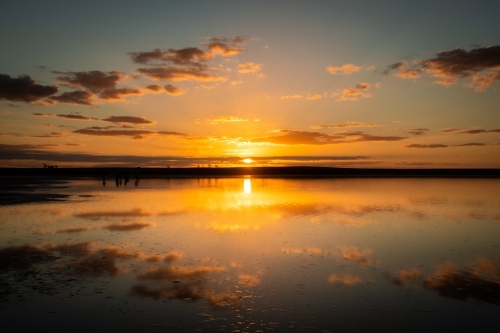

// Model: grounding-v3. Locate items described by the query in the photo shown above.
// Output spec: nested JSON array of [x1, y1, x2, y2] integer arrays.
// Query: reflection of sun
[[242, 158, 254, 164]]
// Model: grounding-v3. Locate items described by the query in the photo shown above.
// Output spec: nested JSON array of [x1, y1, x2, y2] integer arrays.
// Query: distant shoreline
[[1, 166, 499, 179]]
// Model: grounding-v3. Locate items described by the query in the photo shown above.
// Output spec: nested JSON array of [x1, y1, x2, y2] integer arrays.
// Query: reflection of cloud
[[75, 207, 153, 220], [56, 226, 92, 234], [137, 265, 225, 281], [102, 222, 154, 231], [0, 244, 55, 271], [387, 258, 500, 305], [208, 223, 258, 232], [338, 246, 372, 265], [238, 274, 260, 286], [328, 274, 362, 285]]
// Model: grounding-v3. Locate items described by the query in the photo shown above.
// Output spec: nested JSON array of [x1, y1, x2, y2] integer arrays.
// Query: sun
[[242, 158, 254, 164]]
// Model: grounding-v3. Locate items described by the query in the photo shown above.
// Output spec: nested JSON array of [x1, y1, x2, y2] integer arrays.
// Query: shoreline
[[1, 166, 499, 179]]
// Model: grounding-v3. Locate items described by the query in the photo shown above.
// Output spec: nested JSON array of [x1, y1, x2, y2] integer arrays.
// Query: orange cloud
[[327, 63, 361, 75], [101, 116, 154, 125], [98, 87, 143, 101], [405, 144, 448, 148], [337, 83, 372, 101], [210, 116, 248, 124], [102, 221, 154, 231], [238, 62, 261, 74]]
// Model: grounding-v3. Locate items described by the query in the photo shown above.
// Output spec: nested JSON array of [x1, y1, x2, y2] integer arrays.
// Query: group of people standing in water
[[101, 172, 140, 187]]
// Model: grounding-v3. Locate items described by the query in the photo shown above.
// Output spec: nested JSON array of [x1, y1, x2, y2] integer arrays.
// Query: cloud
[[238, 274, 260, 287], [457, 128, 500, 135], [281, 94, 303, 99], [404, 144, 448, 148], [164, 84, 185, 96], [129, 47, 212, 66], [382, 61, 406, 75], [33, 113, 97, 121], [48, 90, 94, 105], [101, 116, 154, 125], [327, 63, 361, 75], [306, 94, 322, 100], [249, 130, 406, 145], [440, 127, 459, 132], [250, 130, 346, 145], [312, 122, 380, 129], [30, 132, 65, 138], [210, 116, 248, 124], [238, 62, 261, 74], [102, 222, 154, 231], [453, 143, 486, 147], [73, 126, 187, 140], [0, 74, 58, 103], [395, 69, 421, 79], [420, 45, 500, 90], [137, 66, 226, 82], [145, 84, 162, 92], [208, 42, 244, 56], [408, 128, 430, 135], [56, 227, 92, 234], [98, 88, 143, 101], [337, 83, 373, 101], [54, 70, 122, 92]]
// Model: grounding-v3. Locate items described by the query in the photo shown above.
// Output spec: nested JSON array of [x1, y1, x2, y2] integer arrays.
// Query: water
[[1, 178, 499, 332]]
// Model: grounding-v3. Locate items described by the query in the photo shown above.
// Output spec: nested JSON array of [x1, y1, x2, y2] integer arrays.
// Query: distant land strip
[[0, 167, 499, 179]]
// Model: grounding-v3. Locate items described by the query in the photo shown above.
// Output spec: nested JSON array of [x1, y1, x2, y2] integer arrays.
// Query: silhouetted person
[[115, 174, 119, 187]]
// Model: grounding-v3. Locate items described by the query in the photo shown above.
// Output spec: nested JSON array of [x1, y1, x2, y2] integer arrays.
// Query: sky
[[1, 0, 500, 168]]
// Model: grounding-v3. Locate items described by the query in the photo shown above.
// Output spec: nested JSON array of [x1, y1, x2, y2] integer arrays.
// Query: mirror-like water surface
[[1, 178, 499, 332]]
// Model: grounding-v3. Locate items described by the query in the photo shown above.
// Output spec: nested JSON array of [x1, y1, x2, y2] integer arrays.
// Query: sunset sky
[[1, 0, 499, 168]]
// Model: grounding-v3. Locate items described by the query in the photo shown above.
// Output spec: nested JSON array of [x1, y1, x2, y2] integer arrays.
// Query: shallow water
[[1, 178, 499, 332]]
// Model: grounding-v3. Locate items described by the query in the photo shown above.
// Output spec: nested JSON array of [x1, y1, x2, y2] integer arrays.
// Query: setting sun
[[242, 158, 254, 164]]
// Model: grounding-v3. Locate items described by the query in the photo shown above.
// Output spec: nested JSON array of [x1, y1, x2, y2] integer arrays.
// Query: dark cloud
[[404, 144, 448, 148], [457, 128, 500, 134], [382, 61, 406, 75], [0, 74, 58, 103], [54, 70, 122, 93], [56, 227, 92, 234], [101, 116, 154, 125], [453, 143, 486, 147], [73, 127, 187, 140], [164, 84, 185, 95], [440, 127, 459, 132], [145, 84, 162, 92], [98, 88, 143, 100], [353, 134, 408, 142], [137, 66, 226, 82], [48, 90, 94, 106], [30, 132, 64, 138], [56, 114, 97, 121], [408, 128, 430, 135], [390, 46, 500, 90], [129, 47, 212, 66]]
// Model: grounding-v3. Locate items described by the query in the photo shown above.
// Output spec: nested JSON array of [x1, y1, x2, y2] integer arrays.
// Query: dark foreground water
[[1, 178, 499, 332]]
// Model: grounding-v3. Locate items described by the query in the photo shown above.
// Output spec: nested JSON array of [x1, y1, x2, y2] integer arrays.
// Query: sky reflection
[[0, 178, 499, 331]]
